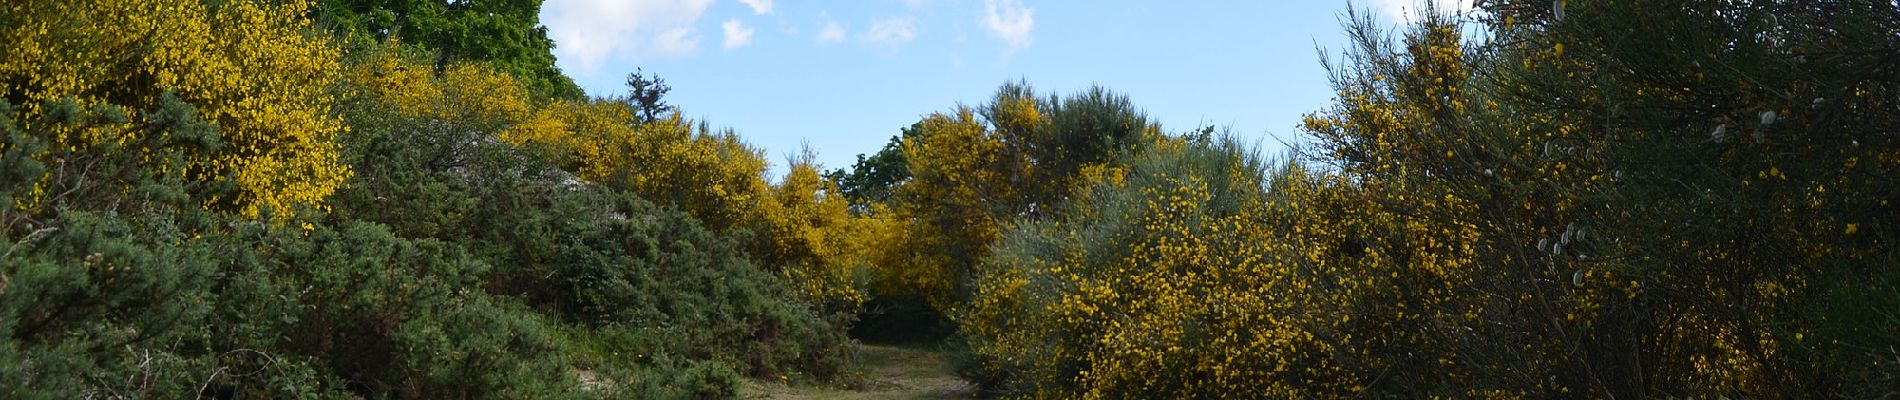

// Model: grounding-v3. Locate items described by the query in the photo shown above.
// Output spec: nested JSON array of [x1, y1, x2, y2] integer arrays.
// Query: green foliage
[[326, 45, 855, 389], [2, 0, 351, 220], [1012, 83, 1156, 208], [958, 135, 1328, 398], [0, 210, 217, 398], [825, 129, 911, 212], [1289, 2, 1900, 397], [8, 0, 1898, 397], [873, 83, 1162, 310], [200, 217, 589, 398], [1, 94, 230, 235], [623, 68, 675, 123], [313, 0, 583, 99], [1501, 1, 1899, 395], [2, 30, 856, 398], [0, 96, 220, 397], [919, 3, 1900, 397]]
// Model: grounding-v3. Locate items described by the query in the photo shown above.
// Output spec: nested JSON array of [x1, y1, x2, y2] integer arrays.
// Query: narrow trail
[[744, 344, 976, 399]]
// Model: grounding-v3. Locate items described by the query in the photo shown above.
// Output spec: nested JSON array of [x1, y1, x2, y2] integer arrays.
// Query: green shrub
[[0, 210, 217, 398], [957, 134, 1307, 398], [0, 95, 231, 398], [206, 219, 589, 397], [325, 56, 855, 387]]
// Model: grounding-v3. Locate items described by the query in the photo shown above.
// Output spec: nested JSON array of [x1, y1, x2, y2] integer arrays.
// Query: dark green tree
[[624, 68, 675, 123], [825, 124, 916, 212], [1016, 84, 1156, 209], [314, 0, 584, 99]]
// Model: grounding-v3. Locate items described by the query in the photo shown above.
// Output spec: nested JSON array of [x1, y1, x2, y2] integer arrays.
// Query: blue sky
[[540, 0, 1453, 176]]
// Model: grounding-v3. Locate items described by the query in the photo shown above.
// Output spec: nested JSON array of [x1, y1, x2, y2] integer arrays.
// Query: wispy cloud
[[738, 0, 773, 15], [817, 20, 847, 44], [723, 19, 755, 49], [651, 27, 700, 55], [861, 17, 917, 46], [981, 0, 1034, 49], [1366, 0, 1473, 24], [543, 0, 714, 72]]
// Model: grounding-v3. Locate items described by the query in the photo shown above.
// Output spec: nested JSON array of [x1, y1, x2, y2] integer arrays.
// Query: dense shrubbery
[[316, 36, 860, 394], [959, 136, 1316, 397], [3, 1, 862, 397], [7, 0, 1897, 398], [1, 0, 350, 220], [932, 1, 1900, 398]]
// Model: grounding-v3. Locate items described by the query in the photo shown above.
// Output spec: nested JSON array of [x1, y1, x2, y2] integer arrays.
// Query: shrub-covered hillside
[[3, 0, 1897, 399], [2, 0, 866, 397]]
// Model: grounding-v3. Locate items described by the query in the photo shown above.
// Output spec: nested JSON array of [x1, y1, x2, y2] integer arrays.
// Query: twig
[[2, 226, 58, 260], [196, 348, 279, 399], [195, 366, 229, 400]]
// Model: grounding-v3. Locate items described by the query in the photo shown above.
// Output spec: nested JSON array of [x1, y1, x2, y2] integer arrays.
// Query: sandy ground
[[742, 344, 977, 400]]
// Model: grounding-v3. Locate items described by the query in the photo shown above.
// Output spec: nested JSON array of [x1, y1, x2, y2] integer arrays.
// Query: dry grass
[[743, 344, 976, 400]]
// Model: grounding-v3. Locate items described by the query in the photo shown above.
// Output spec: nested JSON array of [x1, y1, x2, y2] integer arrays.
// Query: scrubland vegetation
[[3, 0, 1896, 398]]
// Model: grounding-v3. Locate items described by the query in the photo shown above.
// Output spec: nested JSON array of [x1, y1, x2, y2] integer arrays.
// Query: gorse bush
[[941, 2, 1899, 397], [0, 94, 217, 394], [1, 0, 349, 220], [961, 135, 1324, 398], [1291, 2, 1899, 396], [324, 40, 856, 390], [4, 1, 861, 397], [201, 217, 590, 398], [6, 0, 1898, 398], [0, 210, 218, 398], [871, 83, 1161, 311]]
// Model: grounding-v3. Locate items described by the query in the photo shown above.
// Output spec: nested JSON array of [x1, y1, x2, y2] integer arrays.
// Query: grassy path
[[743, 344, 975, 399]]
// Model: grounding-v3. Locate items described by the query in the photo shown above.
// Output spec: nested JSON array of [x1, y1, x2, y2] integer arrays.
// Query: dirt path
[[743, 344, 976, 399]]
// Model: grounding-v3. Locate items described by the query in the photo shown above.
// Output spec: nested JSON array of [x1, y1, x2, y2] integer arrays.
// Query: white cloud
[[981, 0, 1033, 49], [542, 0, 714, 72], [738, 0, 773, 15], [817, 21, 847, 44], [1367, 0, 1474, 24], [861, 17, 916, 46], [651, 27, 700, 55], [722, 19, 755, 49]]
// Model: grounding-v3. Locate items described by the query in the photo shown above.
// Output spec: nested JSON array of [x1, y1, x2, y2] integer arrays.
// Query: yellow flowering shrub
[[962, 137, 1373, 398], [0, 0, 347, 219], [1290, 3, 1900, 396], [515, 99, 772, 232], [879, 84, 1159, 312], [342, 44, 537, 130], [1297, 10, 1629, 396], [760, 153, 898, 314], [881, 108, 1018, 309], [444, 78, 884, 314]]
